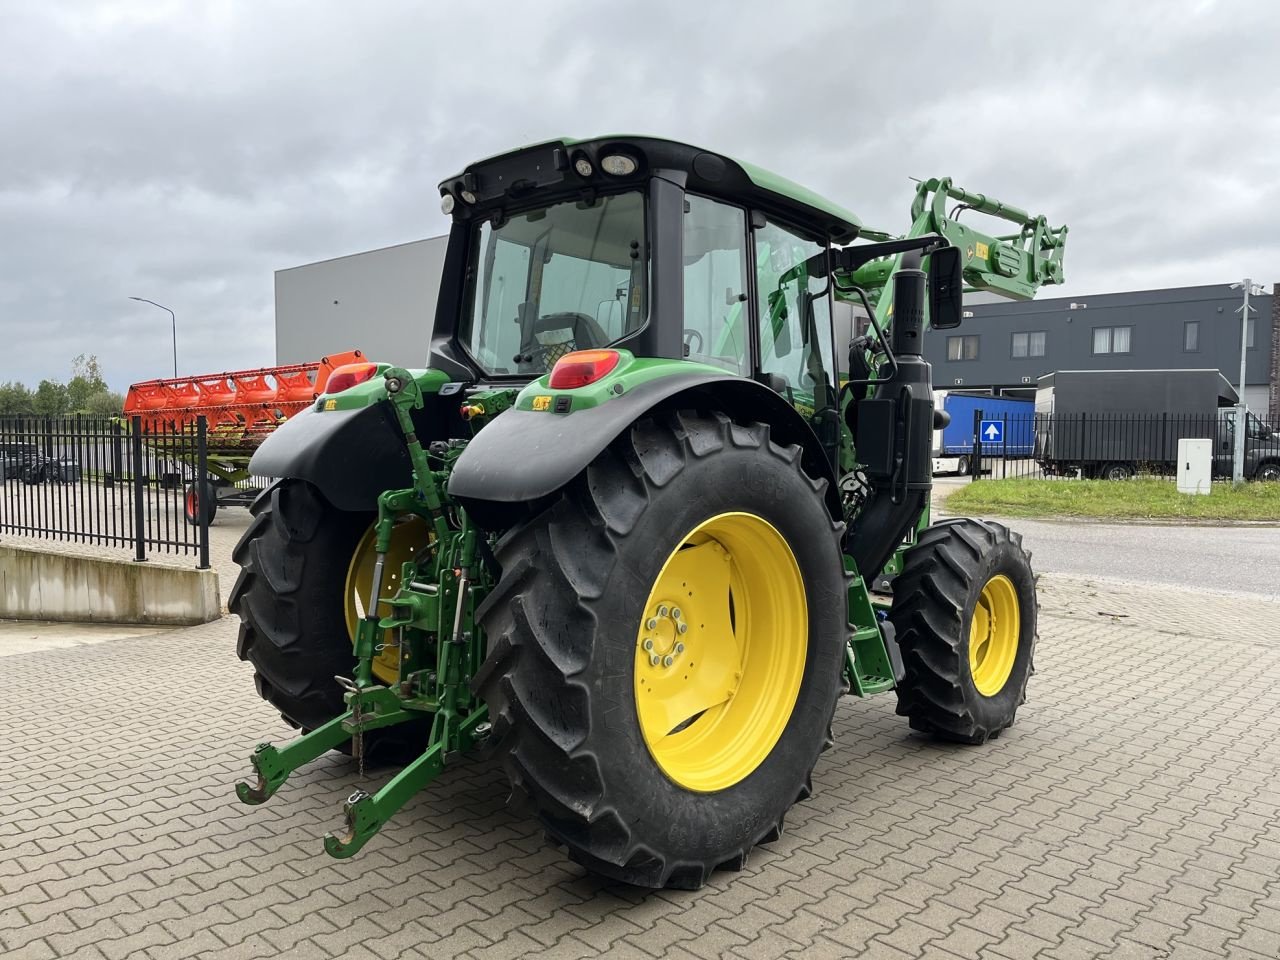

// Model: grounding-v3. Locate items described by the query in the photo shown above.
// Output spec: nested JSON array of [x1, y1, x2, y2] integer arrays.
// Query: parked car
[[21, 454, 82, 484], [0, 442, 39, 481]]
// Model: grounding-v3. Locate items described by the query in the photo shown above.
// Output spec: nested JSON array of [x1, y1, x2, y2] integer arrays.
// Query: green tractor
[[230, 136, 1067, 889]]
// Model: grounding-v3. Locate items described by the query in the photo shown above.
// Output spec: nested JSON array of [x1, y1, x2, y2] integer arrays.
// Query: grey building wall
[[923, 283, 1276, 414], [275, 236, 447, 366]]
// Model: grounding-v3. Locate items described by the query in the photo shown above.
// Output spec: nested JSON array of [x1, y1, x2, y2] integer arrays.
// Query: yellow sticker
[[323, 399, 337, 411], [531, 395, 551, 411], [975, 242, 989, 260]]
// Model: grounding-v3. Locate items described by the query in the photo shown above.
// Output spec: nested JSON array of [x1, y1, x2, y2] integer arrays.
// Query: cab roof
[[439, 135, 863, 243]]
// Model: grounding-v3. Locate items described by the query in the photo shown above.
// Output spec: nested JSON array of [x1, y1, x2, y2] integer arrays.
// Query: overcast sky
[[2, 0, 1277, 391]]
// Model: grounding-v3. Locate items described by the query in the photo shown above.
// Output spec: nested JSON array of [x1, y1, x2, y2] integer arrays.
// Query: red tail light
[[324, 362, 379, 394], [548, 349, 621, 389]]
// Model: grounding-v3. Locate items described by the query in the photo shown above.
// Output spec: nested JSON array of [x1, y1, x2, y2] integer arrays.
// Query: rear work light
[[324, 362, 379, 394], [548, 349, 621, 390]]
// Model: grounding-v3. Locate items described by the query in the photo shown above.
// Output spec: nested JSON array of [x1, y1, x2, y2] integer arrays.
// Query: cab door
[[752, 218, 840, 462]]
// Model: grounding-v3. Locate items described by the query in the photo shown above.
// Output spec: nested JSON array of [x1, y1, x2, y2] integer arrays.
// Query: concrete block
[[0, 544, 220, 625]]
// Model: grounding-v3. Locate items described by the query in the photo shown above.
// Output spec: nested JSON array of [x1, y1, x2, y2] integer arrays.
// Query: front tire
[[475, 411, 849, 889], [889, 519, 1036, 744]]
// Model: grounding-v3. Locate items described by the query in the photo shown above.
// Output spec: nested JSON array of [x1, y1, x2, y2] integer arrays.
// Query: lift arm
[[848, 176, 1068, 320]]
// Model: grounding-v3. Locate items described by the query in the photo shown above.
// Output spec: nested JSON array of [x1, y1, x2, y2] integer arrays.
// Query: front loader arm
[[844, 176, 1069, 330]]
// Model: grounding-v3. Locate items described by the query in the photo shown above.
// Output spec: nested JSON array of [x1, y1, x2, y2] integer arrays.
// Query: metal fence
[[0, 415, 211, 566], [959, 409, 1280, 482]]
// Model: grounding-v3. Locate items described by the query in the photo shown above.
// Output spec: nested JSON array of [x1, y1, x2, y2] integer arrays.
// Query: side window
[[755, 221, 835, 409], [682, 196, 749, 374], [473, 236, 531, 373]]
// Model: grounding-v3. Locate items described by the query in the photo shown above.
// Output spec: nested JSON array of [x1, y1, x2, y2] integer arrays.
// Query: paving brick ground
[[3, 574, 1280, 959]]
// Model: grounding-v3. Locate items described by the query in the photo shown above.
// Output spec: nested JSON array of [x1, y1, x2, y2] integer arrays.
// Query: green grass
[[944, 477, 1280, 522]]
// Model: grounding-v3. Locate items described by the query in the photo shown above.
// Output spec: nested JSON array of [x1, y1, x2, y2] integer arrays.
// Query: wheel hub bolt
[[646, 618, 658, 631], [672, 607, 682, 620], [643, 638, 654, 651], [663, 655, 674, 667], [650, 655, 660, 666], [675, 642, 685, 654], [657, 605, 669, 617], [677, 622, 688, 634]]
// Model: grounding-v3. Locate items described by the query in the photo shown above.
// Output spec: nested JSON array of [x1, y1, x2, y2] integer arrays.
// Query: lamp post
[[1229, 280, 1262, 485], [128, 297, 177, 378]]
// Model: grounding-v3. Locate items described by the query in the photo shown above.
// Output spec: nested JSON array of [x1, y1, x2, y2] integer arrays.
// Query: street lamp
[[1229, 279, 1264, 485], [129, 297, 177, 378]]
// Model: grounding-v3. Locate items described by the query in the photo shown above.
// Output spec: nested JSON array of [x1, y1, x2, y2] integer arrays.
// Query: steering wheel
[[682, 328, 704, 357]]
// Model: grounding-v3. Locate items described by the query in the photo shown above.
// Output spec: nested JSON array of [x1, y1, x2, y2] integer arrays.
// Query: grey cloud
[[1, 0, 1276, 391]]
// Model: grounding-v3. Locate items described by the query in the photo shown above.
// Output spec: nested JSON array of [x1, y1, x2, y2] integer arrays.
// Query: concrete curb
[[0, 543, 221, 625]]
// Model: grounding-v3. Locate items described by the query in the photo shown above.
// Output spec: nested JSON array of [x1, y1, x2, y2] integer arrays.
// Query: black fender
[[448, 372, 841, 522], [248, 402, 415, 512]]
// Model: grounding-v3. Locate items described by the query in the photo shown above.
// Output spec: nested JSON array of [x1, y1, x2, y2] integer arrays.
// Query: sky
[[2, 0, 1277, 392]]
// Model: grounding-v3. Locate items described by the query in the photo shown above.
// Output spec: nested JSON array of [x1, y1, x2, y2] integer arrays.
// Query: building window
[[1092, 325, 1132, 355], [1184, 320, 1199, 352], [1247, 316, 1256, 349], [947, 335, 979, 361], [1011, 330, 1046, 358]]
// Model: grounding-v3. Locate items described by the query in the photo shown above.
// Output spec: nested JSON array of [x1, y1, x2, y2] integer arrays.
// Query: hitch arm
[[322, 704, 490, 858], [234, 711, 352, 805]]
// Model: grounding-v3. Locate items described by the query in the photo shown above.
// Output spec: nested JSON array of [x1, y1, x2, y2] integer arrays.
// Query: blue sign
[[980, 419, 1004, 443]]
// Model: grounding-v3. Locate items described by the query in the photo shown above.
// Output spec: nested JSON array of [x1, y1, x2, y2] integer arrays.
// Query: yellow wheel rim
[[969, 574, 1020, 697], [344, 517, 431, 685], [634, 512, 807, 793]]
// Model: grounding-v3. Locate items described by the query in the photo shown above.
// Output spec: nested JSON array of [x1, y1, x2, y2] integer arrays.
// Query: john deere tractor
[[230, 136, 1067, 888]]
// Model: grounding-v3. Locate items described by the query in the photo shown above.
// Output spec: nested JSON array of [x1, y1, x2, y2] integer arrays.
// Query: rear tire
[[889, 519, 1036, 744], [1255, 462, 1280, 482], [1101, 462, 1135, 481], [475, 411, 849, 889], [956, 455, 970, 476], [228, 479, 427, 763]]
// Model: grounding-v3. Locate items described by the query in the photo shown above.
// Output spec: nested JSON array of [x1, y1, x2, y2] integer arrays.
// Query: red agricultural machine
[[123, 350, 364, 523]]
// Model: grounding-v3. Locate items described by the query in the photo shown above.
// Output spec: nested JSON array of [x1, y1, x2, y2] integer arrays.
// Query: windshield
[[460, 191, 648, 376]]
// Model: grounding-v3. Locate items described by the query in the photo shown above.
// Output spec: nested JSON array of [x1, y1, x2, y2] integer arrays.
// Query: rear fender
[[448, 372, 840, 525], [249, 368, 451, 511]]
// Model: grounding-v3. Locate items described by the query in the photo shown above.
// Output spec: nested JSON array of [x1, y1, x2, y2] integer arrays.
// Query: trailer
[[932, 391, 1034, 475], [1034, 369, 1240, 480], [123, 350, 365, 522]]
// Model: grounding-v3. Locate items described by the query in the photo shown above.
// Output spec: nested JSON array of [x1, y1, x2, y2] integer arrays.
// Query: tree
[[0, 381, 35, 416], [32, 379, 69, 417], [85, 389, 125, 417], [67, 353, 110, 413]]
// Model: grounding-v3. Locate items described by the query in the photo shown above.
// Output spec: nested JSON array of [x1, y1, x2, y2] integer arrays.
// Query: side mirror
[[928, 245, 964, 330]]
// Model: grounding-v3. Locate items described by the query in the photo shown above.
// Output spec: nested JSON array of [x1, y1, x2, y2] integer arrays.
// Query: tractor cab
[[428, 136, 866, 433]]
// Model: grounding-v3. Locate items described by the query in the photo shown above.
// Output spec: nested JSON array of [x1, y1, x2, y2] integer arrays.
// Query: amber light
[[324, 362, 379, 394], [548, 349, 622, 389]]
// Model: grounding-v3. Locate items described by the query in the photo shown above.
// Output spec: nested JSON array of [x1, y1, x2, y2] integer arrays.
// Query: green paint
[[513, 352, 726, 412], [316, 366, 450, 412]]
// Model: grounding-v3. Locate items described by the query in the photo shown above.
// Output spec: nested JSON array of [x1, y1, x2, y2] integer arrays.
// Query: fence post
[[971, 408, 982, 480], [1078, 412, 1087, 479], [1002, 415, 1009, 479], [111, 421, 124, 484], [131, 416, 146, 562], [196, 416, 210, 570]]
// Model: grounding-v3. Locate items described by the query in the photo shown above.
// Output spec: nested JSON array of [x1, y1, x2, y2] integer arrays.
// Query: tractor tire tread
[[475, 410, 848, 889]]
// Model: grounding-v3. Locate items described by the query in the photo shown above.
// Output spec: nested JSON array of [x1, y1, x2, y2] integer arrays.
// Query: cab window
[[682, 195, 750, 374], [755, 221, 836, 412]]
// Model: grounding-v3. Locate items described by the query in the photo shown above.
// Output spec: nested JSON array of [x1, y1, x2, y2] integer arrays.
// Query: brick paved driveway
[[3, 575, 1280, 960]]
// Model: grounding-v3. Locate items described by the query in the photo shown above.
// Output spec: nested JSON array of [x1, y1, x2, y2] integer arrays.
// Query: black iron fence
[[952, 409, 1280, 482], [0, 415, 212, 566]]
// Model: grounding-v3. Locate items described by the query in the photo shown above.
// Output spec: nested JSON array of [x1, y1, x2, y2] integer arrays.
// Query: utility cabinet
[[1177, 438, 1212, 495]]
